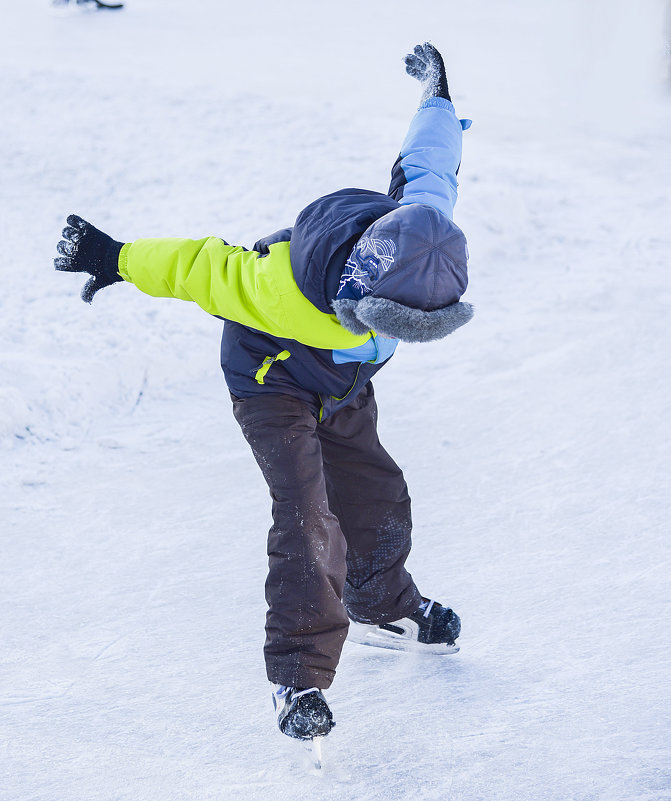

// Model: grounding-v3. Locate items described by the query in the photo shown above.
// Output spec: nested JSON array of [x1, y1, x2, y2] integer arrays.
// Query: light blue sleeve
[[391, 97, 471, 221]]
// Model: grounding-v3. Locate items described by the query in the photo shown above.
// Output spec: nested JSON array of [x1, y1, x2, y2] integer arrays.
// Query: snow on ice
[[1, 1, 670, 799]]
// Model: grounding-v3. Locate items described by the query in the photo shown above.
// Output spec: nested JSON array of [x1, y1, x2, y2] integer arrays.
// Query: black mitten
[[404, 42, 451, 103], [54, 215, 125, 303]]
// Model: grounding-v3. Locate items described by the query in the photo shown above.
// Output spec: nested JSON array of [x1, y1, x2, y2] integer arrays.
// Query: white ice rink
[[1, 1, 670, 798]]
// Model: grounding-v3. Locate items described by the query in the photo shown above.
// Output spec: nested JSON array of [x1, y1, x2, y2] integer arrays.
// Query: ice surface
[[1, 1, 670, 799]]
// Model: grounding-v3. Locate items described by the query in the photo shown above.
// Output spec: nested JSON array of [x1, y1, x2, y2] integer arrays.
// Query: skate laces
[[273, 685, 320, 700], [419, 599, 436, 619], [291, 687, 320, 700]]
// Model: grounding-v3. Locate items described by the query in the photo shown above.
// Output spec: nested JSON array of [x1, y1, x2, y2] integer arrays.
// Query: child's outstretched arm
[[54, 215, 369, 350], [388, 43, 471, 220]]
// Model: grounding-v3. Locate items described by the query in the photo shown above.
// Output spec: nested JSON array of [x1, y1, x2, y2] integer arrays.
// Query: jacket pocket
[[254, 350, 291, 385]]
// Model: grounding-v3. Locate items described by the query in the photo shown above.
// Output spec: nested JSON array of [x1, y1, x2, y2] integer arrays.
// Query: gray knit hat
[[331, 204, 474, 343]]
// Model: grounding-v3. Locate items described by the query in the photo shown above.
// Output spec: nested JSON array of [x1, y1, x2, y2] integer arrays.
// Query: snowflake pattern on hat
[[337, 237, 397, 299]]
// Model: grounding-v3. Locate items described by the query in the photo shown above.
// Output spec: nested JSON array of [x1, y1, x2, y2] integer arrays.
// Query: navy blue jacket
[[221, 98, 470, 420]]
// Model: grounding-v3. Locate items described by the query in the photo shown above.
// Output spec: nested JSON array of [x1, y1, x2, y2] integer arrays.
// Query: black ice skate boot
[[271, 685, 334, 768], [347, 598, 461, 655], [271, 685, 335, 740]]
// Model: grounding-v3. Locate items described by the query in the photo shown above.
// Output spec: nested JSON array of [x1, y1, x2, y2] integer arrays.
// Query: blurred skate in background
[[52, 0, 124, 10]]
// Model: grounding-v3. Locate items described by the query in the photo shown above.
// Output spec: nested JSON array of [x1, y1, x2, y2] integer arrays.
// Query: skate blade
[[347, 622, 459, 655], [302, 736, 324, 769]]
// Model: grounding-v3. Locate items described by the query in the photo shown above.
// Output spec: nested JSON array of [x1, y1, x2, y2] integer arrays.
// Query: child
[[55, 43, 473, 745]]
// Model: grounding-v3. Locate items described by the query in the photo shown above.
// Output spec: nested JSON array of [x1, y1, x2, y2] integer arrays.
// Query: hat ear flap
[[331, 298, 372, 336]]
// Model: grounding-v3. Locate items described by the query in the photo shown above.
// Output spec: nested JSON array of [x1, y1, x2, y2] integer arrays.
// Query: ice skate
[[52, 0, 124, 10], [347, 599, 461, 655], [271, 685, 334, 768]]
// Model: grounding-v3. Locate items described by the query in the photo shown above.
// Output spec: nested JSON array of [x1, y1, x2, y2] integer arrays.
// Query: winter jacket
[[117, 98, 470, 420]]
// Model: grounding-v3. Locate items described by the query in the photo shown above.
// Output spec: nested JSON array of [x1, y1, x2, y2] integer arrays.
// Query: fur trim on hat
[[331, 298, 372, 336], [333, 296, 474, 343]]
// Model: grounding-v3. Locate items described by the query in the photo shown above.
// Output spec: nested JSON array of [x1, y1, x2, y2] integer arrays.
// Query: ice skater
[[54, 43, 473, 756]]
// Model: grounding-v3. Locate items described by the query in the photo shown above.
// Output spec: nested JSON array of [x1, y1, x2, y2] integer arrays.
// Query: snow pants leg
[[317, 383, 422, 625], [231, 383, 421, 690]]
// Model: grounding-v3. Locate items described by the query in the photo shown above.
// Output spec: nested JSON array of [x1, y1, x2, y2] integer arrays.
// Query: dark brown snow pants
[[232, 382, 422, 689]]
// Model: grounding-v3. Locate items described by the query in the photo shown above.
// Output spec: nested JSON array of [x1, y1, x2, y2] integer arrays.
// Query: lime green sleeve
[[118, 237, 290, 335], [117, 237, 371, 350]]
